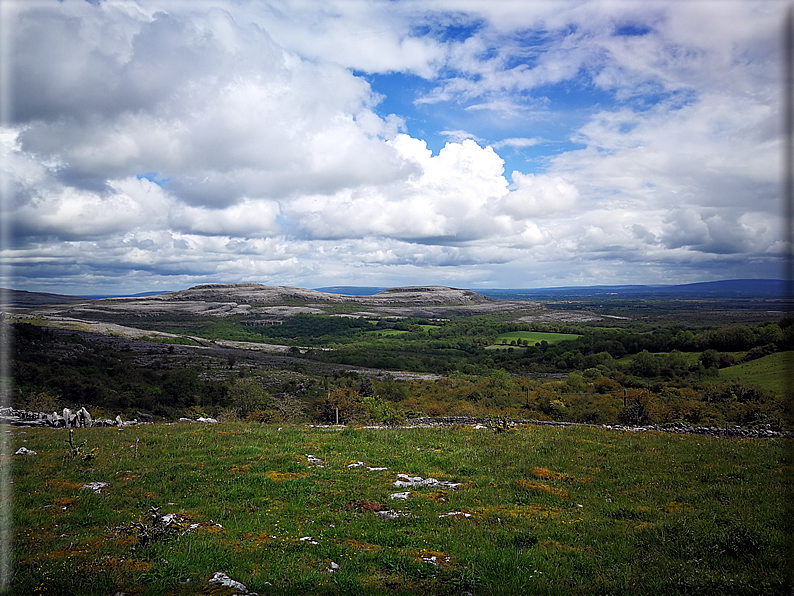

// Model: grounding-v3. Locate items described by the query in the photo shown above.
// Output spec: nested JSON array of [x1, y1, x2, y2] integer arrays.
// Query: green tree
[[228, 378, 271, 418], [699, 349, 720, 370], [488, 368, 511, 390], [630, 351, 662, 377]]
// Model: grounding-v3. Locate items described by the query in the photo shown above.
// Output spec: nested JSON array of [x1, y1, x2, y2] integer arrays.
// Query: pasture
[[9, 422, 790, 595]]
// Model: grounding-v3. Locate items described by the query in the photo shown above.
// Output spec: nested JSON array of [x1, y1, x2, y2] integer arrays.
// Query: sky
[[0, 0, 790, 295]]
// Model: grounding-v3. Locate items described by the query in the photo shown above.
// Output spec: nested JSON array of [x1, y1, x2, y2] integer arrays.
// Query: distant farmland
[[492, 331, 580, 347]]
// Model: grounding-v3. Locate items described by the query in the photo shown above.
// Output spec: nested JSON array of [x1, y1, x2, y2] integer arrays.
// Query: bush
[[321, 388, 369, 424], [631, 351, 662, 378], [228, 378, 271, 418], [619, 399, 652, 426]]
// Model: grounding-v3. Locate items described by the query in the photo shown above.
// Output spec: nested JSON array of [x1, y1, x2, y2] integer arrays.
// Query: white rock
[[80, 482, 108, 493], [393, 475, 461, 489], [197, 417, 218, 423], [422, 554, 450, 566], [367, 467, 388, 471], [396, 473, 423, 482], [208, 572, 257, 595], [390, 492, 411, 500], [14, 447, 37, 455], [299, 536, 318, 545], [347, 461, 364, 468], [375, 509, 408, 520], [327, 561, 340, 573]]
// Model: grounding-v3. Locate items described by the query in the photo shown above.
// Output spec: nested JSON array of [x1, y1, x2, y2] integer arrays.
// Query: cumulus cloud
[[497, 172, 579, 218], [12, 3, 413, 207], [284, 135, 513, 242]]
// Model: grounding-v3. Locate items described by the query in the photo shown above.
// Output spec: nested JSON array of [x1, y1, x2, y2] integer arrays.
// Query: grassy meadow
[[491, 332, 581, 348], [718, 352, 793, 394], [9, 422, 792, 595]]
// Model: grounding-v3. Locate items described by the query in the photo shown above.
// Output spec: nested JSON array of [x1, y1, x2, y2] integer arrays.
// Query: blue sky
[[0, 0, 789, 295]]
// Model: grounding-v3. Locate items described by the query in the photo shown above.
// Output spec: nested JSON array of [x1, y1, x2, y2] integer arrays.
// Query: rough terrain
[[6, 282, 597, 328]]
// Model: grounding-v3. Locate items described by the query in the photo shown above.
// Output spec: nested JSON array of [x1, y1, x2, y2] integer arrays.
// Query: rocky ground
[[8, 283, 573, 322]]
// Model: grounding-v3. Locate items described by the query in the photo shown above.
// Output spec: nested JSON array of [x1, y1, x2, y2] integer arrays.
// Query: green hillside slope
[[718, 351, 793, 394]]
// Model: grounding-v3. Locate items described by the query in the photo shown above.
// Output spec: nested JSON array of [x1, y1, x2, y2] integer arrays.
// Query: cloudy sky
[[0, 0, 789, 295]]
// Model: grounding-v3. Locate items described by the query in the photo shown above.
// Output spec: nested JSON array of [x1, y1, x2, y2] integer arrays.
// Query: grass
[[719, 351, 793, 395], [492, 331, 580, 347], [9, 423, 792, 595]]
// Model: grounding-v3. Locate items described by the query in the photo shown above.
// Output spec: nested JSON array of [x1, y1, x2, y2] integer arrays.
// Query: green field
[[10, 423, 791, 595], [719, 351, 793, 394], [492, 331, 580, 347]]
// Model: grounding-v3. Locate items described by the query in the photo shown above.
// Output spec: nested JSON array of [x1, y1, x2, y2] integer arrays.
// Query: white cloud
[[497, 172, 579, 218], [492, 137, 542, 149], [169, 199, 282, 237], [12, 3, 414, 208], [13, 176, 170, 239], [284, 135, 513, 241], [439, 130, 481, 142]]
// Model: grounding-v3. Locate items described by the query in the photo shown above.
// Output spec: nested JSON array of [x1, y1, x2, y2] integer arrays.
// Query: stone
[[374, 509, 409, 520], [76, 407, 92, 427], [422, 554, 451, 566], [393, 473, 462, 490], [327, 561, 340, 573], [80, 482, 108, 493], [390, 492, 410, 500], [299, 536, 319, 545], [196, 417, 217, 423], [63, 408, 72, 428], [14, 447, 37, 455], [208, 572, 257, 595]]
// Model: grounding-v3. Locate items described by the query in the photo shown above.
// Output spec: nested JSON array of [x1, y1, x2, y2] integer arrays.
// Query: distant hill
[[5, 279, 786, 310], [1, 288, 87, 307], [314, 286, 387, 296], [79, 291, 169, 299], [479, 279, 787, 300]]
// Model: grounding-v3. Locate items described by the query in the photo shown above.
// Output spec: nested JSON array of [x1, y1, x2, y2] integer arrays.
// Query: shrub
[[619, 399, 652, 426], [228, 378, 271, 418]]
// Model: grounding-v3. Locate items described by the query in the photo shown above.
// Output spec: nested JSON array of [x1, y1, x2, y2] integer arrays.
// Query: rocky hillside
[[7, 282, 575, 323], [159, 283, 490, 306]]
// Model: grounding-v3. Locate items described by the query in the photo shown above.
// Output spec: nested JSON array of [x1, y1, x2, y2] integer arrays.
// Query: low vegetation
[[10, 314, 792, 430], [10, 423, 791, 595]]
